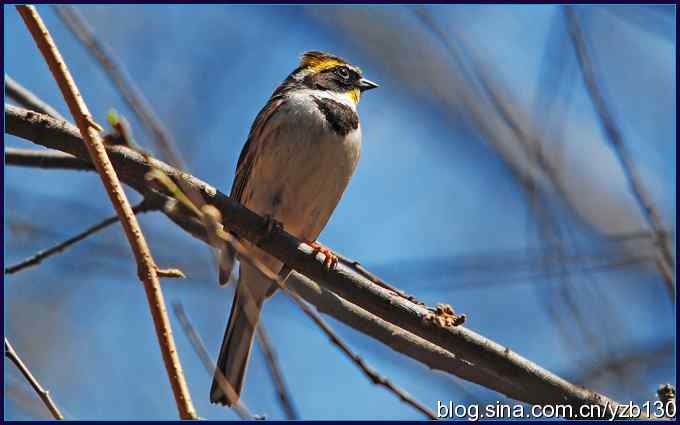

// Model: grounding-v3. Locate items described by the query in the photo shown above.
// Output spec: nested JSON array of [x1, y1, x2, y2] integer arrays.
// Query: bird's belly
[[242, 125, 361, 242]]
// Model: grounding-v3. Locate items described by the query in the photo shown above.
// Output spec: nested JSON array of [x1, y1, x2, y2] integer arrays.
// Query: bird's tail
[[210, 262, 271, 406]]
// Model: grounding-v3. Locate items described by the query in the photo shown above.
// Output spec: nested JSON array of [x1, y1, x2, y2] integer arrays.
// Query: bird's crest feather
[[299, 51, 349, 72]]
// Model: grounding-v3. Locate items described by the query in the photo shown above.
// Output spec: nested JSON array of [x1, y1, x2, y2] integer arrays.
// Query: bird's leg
[[309, 241, 339, 270]]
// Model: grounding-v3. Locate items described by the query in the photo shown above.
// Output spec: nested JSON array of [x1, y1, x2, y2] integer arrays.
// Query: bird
[[210, 51, 378, 406]]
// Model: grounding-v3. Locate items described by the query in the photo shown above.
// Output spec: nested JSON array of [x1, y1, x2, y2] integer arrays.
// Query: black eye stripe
[[331, 66, 362, 84]]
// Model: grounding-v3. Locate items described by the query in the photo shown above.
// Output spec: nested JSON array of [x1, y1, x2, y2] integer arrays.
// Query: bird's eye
[[336, 66, 350, 80]]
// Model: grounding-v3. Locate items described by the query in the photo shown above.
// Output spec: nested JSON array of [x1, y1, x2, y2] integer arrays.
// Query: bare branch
[[14, 6, 197, 419], [5, 104, 626, 415], [156, 267, 186, 279], [284, 287, 438, 419], [53, 5, 185, 169], [5, 199, 155, 275], [285, 272, 519, 394], [5, 147, 93, 171], [171, 303, 254, 420], [565, 6, 675, 298], [5, 338, 65, 420], [4, 74, 66, 121], [255, 324, 299, 420]]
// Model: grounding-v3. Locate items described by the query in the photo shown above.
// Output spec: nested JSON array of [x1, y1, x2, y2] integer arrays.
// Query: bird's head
[[292, 51, 379, 104]]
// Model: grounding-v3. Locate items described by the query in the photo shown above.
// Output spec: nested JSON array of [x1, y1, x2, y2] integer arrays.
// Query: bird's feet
[[309, 241, 338, 270]]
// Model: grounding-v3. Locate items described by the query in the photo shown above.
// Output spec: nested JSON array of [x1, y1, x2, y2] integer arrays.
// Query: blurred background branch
[[564, 6, 675, 297], [172, 303, 254, 420], [53, 5, 186, 169], [254, 324, 299, 420]]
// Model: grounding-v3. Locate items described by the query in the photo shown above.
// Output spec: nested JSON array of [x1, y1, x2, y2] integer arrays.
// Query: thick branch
[[14, 6, 197, 419], [5, 104, 623, 415], [285, 272, 522, 395]]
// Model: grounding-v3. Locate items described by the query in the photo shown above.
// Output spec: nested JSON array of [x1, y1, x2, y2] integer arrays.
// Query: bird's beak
[[358, 78, 379, 92]]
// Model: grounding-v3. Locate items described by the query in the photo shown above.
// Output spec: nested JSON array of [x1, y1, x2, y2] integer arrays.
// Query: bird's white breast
[[241, 90, 362, 243]]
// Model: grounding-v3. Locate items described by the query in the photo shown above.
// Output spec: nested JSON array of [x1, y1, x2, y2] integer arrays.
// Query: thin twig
[[5, 74, 66, 121], [255, 324, 300, 420], [564, 6, 675, 299], [5, 338, 65, 420], [15, 5, 197, 419], [284, 288, 438, 420], [171, 303, 254, 420], [156, 267, 186, 279], [53, 5, 185, 169], [6, 104, 627, 415], [5, 200, 155, 275], [336, 252, 425, 305], [5, 381, 62, 420], [5, 147, 93, 171], [201, 206, 437, 420]]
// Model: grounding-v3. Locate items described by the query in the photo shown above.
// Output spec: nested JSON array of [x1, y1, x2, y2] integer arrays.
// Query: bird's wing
[[220, 95, 286, 285], [230, 96, 286, 203]]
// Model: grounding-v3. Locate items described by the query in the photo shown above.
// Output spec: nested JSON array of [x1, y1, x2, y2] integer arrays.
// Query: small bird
[[210, 51, 378, 406]]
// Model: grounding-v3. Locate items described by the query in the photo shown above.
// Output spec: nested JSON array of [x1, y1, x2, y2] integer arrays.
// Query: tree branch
[[5, 103, 625, 416], [5, 74, 66, 121], [171, 303, 254, 420], [5, 147, 93, 171], [14, 6, 197, 419], [53, 5, 185, 169], [255, 324, 300, 420], [565, 6, 675, 299], [5, 338, 65, 420], [285, 272, 520, 394], [5, 199, 156, 275], [284, 282, 438, 420]]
